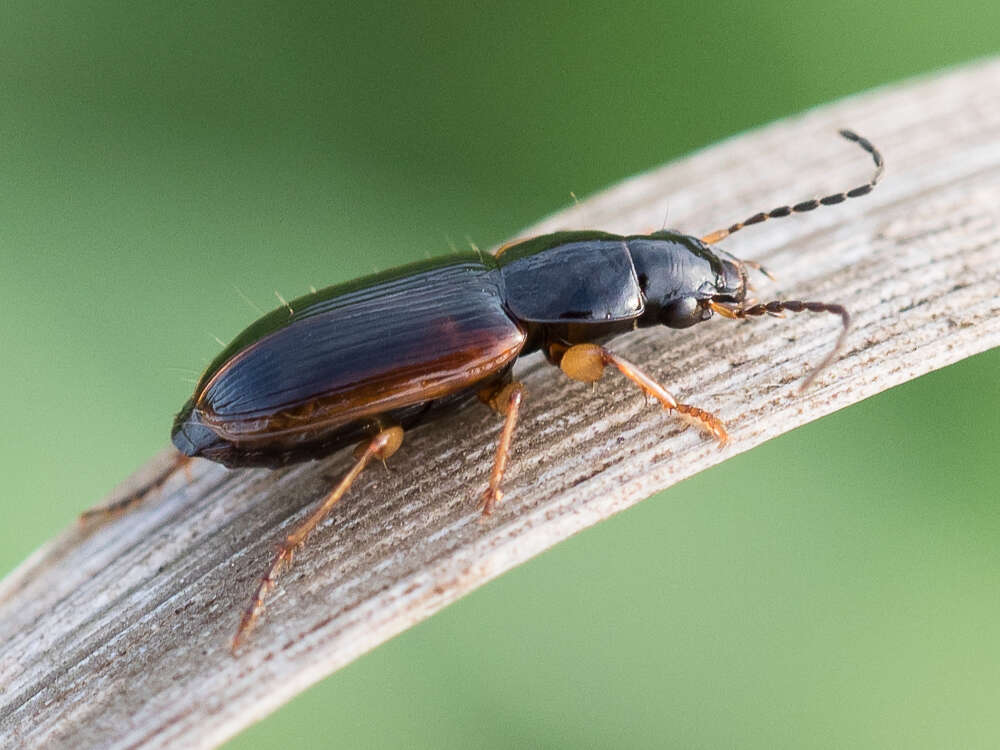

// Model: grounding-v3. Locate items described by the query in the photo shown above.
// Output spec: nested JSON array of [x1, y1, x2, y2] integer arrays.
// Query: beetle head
[[634, 234, 849, 389], [665, 252, 752, 327], [631, 232, 749, 329]]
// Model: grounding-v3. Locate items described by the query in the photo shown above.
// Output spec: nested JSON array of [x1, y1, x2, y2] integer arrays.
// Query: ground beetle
[[168, 129, 883, 650]]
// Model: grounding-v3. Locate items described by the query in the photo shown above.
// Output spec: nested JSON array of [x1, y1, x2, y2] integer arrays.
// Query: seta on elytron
[[167, 129, 884, 651]]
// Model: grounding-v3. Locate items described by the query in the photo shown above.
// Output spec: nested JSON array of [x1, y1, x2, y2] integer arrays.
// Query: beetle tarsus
[[78, 452, 192, 528], [479, 488, 504, 516], [674, 403, 729, 446]]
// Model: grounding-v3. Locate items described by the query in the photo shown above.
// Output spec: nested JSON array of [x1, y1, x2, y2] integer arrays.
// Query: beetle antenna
[[700, 130, 884, 245], [710, 299, 849, 390]]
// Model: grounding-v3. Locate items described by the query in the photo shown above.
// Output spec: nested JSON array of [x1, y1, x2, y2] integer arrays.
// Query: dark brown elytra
[[88, 130, 885, 652]]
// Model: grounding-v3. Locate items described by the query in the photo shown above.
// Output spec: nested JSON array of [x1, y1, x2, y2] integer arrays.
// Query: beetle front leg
[[556, 343, 728, 446], [232, 425, 404, 653], [477, 381, 525, 516]]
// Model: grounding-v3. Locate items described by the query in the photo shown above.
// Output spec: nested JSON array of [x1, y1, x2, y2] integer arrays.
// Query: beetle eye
[[659, 297, 705, 329]]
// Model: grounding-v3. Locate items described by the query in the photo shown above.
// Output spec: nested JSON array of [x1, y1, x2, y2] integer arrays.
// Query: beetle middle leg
[[232, 425, 404, 653], [555, 343, 729, 446], [477, 381, 526, 516]]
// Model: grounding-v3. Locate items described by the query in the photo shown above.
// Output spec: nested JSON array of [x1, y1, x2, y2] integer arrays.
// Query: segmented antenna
[[701, 130, 884, 245], [712, 299, 850, 390]]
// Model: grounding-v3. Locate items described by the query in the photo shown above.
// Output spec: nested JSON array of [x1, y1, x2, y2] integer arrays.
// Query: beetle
[[170, 129, 883, 651]]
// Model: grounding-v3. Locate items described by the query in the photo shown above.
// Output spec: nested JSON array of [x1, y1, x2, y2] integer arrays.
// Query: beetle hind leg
[[232, 425, 404, 654], [477, 381, 526, 516], [557, 343, 728, 446], [78, 451, 193, 528]]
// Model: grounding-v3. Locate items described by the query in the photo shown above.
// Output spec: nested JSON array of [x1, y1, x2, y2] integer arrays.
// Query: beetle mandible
[[169, 129, 884, 651]]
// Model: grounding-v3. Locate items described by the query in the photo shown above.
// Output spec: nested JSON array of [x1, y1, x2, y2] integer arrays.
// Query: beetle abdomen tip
[[171, 400, 220, 458]]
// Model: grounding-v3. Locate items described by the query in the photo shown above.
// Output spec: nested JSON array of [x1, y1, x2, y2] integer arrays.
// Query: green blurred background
[[2, 2, 999, 748]]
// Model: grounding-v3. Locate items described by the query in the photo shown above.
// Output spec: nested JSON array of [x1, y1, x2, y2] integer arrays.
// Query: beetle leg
[[78, 452, 192, 528], [558, 343, 728, 446], [232, 425, 404, 654], [477, 381, 525, 516]]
